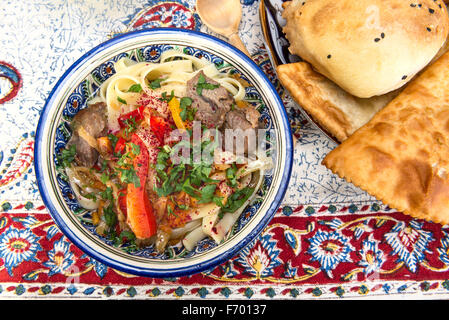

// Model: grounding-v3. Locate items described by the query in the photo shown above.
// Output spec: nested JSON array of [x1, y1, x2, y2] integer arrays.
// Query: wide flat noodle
[[276, 62, 400, 141], [322, 51, 449, 224], [96, 49, 246, 131]]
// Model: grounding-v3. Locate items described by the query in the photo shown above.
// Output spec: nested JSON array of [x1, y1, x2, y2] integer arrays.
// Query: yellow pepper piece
[[236, 100, 248, 109], [168, 97, 186, 130]]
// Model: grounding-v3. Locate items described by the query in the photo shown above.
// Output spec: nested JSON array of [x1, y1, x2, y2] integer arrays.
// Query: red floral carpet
[[1, 0, 449, 299], [1, 200, 449, 299]]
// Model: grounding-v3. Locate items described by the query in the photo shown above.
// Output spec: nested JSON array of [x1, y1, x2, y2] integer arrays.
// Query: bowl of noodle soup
[[35, 28, 293, 277]]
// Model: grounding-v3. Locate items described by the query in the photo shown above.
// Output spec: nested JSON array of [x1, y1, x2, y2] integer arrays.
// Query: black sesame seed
[[429, 8, 435, 13], [374, 38, 380, 42], [381, 32, 385, 38], [410, 3, 416, 7], [418, 4, 422, 8], [402, 75, 407, 80], [427, 27, 432, 32], [327, 54, 332, 59]]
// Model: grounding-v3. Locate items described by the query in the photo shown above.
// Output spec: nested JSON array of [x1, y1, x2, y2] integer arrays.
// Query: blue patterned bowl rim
[[34, 28, 293, 277]]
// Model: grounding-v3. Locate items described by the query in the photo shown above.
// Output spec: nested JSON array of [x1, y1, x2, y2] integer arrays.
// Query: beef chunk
[[67, 102, 107, 167], [222, 107, 261, 156], [186, 71, 233, 128]]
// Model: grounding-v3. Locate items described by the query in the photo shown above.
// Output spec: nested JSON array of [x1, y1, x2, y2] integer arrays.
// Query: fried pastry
[[276, 62, 400, 141], [322, 51, 449, 224]]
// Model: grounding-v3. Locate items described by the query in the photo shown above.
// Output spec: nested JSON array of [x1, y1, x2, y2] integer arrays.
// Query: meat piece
[[186, 71, 233, 128], [67, 102, 107, 167], [67, 134, 99, 168], [222, 107, 261, 156], [223, 110, 254, 131], [242, 105, 260, 128], [72, 102, 108, 137]]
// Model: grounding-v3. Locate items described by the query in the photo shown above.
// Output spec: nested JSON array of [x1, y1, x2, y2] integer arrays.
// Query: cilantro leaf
[[196, 74, 219, 95], [103, 203, 117, 228], [160, 90, 175, 103], [127, 83, 142, 93], [221, 187, 255, 214], [117, 96, 127, 104], [116, 167, 141, 188], [179, 97, 194, 121], [57, 144, 77, 168], [129, 142, 140, 156], [149, 78, 164, 89], [198, 184, 217, 204]]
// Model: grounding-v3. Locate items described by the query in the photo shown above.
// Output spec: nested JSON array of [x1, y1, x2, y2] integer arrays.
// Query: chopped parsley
[[57, 144, 77, 168], [122, 117, 138, 138], [179, 97, 196, 121], [226, 164, 238, 188], [221, 187, 255, 214], [107, 134, 119, 150], [116, 167, 141, 188], [149, 78, 164, 89], [127, 83, 143, 93], [117, 96, 127, 105], [102, 202, 117, 228], [160, 90, 175, 103], [129, 142, 140, 156], [100, 186, 113, 201], [196, 73, 219, 95]]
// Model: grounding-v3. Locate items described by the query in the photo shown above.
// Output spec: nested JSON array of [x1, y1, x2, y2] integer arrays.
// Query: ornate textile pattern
[[0, 0, 448, 299]]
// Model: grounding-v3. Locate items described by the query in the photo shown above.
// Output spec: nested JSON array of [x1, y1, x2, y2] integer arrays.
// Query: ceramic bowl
[[35, 28, 293, 277]]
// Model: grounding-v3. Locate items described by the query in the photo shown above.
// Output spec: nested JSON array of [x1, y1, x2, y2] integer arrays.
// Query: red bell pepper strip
[[114, 137, 126, 155], [149, 116, 170, 145], [125, 134, 157, 239], [126, 183, 157, 239], [118, 106, 145, 128], [118, 188, 127, 217]]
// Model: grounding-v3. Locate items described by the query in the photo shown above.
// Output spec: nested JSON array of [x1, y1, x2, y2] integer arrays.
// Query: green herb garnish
[[179, 97, 195, 121], [127, 83, 143, 93], [123, 117, 138, 138], [160, 90, 175, 103], [149, 78, 164, 89], [103, 203, 117, 228], [57, 144, 77, 168], [196, 73, 219, 95], [107, 134, 119, 150], [221, 187, 255, 214], [116, 167, 141, 188], [100, 186, 113, 201], [117, 96, 127, 104]]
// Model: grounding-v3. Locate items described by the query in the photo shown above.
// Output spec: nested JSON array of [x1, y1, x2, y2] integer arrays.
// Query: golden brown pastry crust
[[276, 62, 400, 141], [322, 51, 449, 224], [282, 0, 449, 98]]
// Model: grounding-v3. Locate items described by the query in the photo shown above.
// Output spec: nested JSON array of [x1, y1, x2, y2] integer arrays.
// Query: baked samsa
[[322, 51, 449, 224], [282, 0, 449, 98]]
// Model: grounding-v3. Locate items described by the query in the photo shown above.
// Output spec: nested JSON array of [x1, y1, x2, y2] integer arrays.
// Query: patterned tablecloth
[[1, 0, 449, 300]]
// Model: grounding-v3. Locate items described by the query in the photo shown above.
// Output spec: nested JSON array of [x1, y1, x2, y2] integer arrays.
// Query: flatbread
[[322, 51, 449, 225], [276, 62, 400, 141]]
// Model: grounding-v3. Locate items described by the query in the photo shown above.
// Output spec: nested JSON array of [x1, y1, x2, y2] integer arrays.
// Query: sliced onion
[[65, 167, 99, 210]]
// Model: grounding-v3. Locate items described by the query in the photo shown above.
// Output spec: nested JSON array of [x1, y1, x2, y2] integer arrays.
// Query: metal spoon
[[196, 0, 251, 57]]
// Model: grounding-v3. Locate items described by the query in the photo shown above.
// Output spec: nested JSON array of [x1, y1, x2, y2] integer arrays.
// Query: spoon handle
[[228, 33, 251, 57]]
